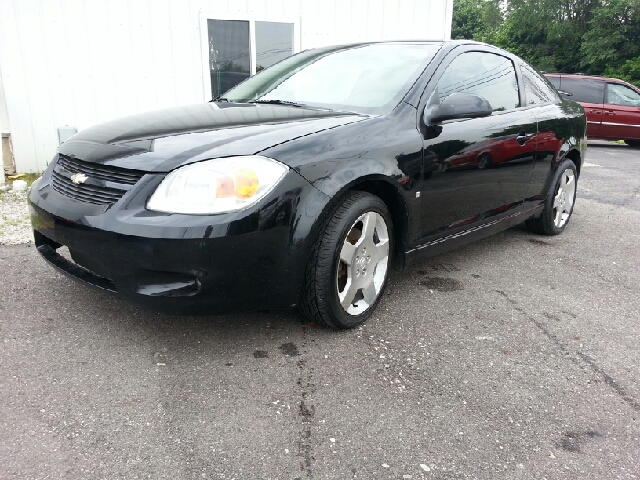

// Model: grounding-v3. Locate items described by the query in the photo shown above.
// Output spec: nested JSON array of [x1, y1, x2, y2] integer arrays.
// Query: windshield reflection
[[223, 43, 442, 115]]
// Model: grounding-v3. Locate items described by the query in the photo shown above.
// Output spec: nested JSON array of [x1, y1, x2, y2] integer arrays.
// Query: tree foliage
[[451, 0, 640, 86]]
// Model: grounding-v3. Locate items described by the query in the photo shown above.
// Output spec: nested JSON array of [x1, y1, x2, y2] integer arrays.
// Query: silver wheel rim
[[336, 211, 390, 316], [553, 168, 576, 228]]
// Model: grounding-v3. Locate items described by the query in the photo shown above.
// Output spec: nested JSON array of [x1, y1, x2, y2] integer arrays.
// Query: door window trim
[[429, 49, 522, 115], [199, 12, 301, 101]]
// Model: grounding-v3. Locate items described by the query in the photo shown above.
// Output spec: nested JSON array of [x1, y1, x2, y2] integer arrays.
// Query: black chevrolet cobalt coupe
[[29, 41, 586, 329]]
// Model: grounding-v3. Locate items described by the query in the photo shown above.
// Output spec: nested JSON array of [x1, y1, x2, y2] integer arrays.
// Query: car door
[[417, 49, 537, 241], [599, 82, 640, 141]]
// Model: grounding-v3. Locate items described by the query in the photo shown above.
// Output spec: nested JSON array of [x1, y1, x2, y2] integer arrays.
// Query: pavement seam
[[295, 326, 316, 479], [496, 289, 640, 413]]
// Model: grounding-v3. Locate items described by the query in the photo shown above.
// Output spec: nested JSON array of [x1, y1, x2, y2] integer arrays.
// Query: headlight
[[147, 156, 289, 214]]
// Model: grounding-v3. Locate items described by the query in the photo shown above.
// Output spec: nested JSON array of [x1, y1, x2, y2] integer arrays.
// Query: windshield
[[222, 43, 442, 115]]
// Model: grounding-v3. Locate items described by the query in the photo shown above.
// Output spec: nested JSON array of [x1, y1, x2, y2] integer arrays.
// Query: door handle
[[589, 109, 602, 114], [604, 110, 616, 115], [516, 133, 535, 145]]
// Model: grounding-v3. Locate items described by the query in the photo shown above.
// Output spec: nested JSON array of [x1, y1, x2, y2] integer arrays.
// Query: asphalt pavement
[[1, 141, 639, 479]]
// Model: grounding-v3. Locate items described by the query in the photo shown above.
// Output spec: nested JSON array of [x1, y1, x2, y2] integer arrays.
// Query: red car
[[545, 74, 640, 147]]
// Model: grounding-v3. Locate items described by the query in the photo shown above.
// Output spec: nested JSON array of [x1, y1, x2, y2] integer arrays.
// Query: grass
[[5, 172, 41, 186], [1, 172, 42, 200], [3, 219, 25, 226]]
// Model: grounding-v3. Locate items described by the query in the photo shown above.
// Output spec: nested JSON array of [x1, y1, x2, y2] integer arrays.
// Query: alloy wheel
[[336, 211, 390, 315], [552, 168, 576, 228]]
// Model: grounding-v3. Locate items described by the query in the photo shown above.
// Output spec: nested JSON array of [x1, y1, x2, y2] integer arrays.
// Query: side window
[[521, 63, 559, 105], [559, 78, 604, 104], [437, 51, 520, 112], [606, 83, 640, 107]]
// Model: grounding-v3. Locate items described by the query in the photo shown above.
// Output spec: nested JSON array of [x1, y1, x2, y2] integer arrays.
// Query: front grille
[[52, 155, 146, 206], [52, 170, 128, 205]]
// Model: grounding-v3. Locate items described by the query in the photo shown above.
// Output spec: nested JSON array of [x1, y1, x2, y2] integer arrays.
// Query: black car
[[29, 41, 586, 329]]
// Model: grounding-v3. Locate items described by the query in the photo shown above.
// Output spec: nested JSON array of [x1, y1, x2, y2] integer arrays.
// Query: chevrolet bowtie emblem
[[70, 173, 89, 184]]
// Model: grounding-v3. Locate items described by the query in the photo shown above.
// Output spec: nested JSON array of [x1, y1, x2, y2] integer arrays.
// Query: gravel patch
[[0, 189, 32, 245]]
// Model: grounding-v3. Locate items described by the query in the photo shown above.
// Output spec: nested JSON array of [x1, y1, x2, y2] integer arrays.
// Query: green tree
[[495, 0, 600, 73], [451, 0, 640, 86], [580, 0, 640, 79], [451, 0, 503, 43], [605, 57, 640, 85]]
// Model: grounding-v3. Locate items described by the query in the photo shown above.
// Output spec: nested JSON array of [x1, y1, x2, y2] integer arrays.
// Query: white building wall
[[0, 0, 453, 172]]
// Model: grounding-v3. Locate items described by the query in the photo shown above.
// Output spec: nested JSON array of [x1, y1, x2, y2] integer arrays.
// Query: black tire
[[625, 140, 640, 148], [526, 159, 577, 235], [478, 153, 492, 170], [299, 191, 394, 329]]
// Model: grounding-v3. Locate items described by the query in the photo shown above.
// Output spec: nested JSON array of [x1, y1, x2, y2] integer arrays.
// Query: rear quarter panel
[[525, 100, 586, 205]]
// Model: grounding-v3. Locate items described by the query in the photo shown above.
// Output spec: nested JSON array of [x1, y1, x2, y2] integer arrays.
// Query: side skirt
[[403, 205, 543, 266]]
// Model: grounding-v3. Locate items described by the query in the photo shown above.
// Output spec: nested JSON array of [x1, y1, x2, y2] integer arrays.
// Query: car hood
[[58, 103, 366, 173]]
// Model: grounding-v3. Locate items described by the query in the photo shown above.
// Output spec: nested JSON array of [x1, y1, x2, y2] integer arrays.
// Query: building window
[[201, 14, 300, 100]]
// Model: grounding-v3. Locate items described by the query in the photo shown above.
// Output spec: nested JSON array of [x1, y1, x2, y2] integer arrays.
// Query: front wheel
[[299, 192, 393, 329], [625, 140, 640, 148], [526, 159, 577, 235]]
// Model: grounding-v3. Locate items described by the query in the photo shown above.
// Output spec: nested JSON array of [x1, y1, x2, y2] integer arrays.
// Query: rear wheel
[[625, 140, 640, 148], [526, 159, 577, 235], [299, 192, 393, 329], [478, 153, 492, 170]]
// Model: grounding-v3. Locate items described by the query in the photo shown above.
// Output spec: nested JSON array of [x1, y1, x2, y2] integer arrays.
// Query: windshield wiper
[[248, 99, 332, 111]]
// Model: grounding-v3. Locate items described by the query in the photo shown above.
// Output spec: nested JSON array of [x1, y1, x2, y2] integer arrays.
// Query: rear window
[[521, 63, 559, 105], [559, 77, 605, 104]]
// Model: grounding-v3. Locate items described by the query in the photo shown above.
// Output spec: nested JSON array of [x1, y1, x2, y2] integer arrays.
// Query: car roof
[[310, 39, 495, 50], [544, 73, 628, 83], [310, 40, 515, 59]]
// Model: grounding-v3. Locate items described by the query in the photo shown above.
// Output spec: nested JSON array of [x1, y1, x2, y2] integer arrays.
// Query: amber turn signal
[[235, 169, 259, 199]]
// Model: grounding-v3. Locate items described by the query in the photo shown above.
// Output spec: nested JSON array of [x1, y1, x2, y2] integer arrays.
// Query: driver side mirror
[[425, 92, 493, 125]]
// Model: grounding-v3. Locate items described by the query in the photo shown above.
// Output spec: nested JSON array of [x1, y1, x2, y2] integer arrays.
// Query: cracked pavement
[[1, 141, 639, 479]]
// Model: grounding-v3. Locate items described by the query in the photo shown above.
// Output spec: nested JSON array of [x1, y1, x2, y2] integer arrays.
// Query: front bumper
[[29, 169, 328, 315]]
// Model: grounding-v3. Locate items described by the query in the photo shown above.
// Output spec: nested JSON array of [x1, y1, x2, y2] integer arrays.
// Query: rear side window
[[559, 77, 605, 104], [437, 51, 520, 112], [606, 83, 640, 106], [521, 63, 559, 105]]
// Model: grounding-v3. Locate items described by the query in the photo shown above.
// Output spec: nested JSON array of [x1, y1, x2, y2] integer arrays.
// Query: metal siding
[[0, 67, 10, 134], [366, 0, 385, 41], [0, 0, 452, 172], [381, 0, 400, 40], [0, 1, 33, 165], [129, 0, 158, 114], [64, 0, 101, 128], [428, 0, 448, 40]]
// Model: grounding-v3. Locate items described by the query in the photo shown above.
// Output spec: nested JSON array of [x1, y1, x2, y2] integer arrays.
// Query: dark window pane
[[559, 77, 604, 104], [606, 83, 640, 106], [208, 19, 250, 98], [438, 52, 520, 111], [521, 63, 558, 105], [255, 21, 294, 72], [546, 76, 561, 89]]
